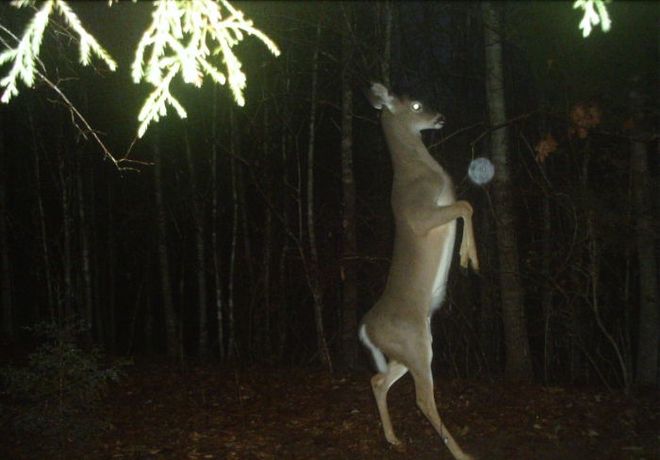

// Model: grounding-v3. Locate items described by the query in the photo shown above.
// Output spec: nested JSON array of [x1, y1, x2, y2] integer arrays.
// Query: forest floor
[[2, 361, 659, 460]]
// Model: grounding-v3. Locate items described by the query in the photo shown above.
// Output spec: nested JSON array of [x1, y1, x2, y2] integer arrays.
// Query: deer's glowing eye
[[410, 101, 423, 112]]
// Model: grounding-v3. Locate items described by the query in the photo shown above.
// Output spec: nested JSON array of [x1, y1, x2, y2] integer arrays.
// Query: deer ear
[[367, 82, 393, 111]]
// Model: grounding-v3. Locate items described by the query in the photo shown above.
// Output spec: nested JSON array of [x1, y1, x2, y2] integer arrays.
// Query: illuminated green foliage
[[573, 0, 612, 38], [0, 0, 117, 103], [131, 0, 280, 137], [0, 0, 280, 139]]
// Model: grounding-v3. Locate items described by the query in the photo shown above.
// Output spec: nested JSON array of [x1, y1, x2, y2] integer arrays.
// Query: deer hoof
[[388, 440, 406, 453]]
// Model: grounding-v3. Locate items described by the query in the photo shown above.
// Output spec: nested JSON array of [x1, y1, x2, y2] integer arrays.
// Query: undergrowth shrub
[[0, 320, 128, 456]]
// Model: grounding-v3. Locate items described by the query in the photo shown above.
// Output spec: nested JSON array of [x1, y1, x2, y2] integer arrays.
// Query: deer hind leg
[[370, 360, 408, 447], [410, 363, 475, 460]]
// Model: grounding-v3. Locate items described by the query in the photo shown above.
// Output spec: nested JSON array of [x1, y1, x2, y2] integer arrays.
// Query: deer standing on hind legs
[[359, 83, 479, 460]]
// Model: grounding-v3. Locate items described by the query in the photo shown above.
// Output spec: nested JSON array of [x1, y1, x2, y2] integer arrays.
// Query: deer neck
[[382, 122, 441, 177]]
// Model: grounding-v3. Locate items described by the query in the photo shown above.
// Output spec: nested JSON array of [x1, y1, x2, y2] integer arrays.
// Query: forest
[[0, 2, 658, 459]]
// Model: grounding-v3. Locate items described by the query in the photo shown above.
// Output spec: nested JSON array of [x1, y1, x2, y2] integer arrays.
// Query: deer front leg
[[420, 199, 479, 272], [370, 360, 408, 448], [404, 200, 479, 273], [458, 201, 479, 272]]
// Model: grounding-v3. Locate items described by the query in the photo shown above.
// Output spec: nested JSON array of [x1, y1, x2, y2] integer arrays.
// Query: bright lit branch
[[131, 0, 280, 137], [0, 0, 117, 103], [0, 0, 280, 143], [573, 0, 612, 38]]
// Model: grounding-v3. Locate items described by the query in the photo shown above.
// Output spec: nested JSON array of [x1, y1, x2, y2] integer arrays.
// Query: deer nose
[[435, 114, 445, 127]]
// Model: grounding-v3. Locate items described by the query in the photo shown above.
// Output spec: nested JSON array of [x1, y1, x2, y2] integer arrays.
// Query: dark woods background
[[0, 1, 658, 389]]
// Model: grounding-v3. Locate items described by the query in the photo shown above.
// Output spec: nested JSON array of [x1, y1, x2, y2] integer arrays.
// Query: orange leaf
[[534, 134, 558, 164], [569, 102, 601, 138]]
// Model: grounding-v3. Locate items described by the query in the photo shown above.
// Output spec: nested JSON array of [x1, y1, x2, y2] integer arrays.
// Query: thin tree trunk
[[262, 204, 273, 358], [237, 161, 253, 292], [277, 243, 288, 362], [107, 180, 117, 352], [75, 85, 95, 342], [340, 4, 358, 369], [153, 130, 181, 361], [234, 140, 256, 361], [380, 0, 392, 87], [59, 153, 73, 322], [185, 128, 209, 359], [260, 104, 273, 358], [277, 96, 292, 362], [482, 1, 532, 383], [0, 112, 14, 341], [211, 86, 225, 362], [27, 108, 54, 321], [76, 155, 94, 341], [227, 107, 239, 362], [541, 193, 553, 384], [144, 278, 154, 354], [305, 21, 332, 372], [630, 89, 659, 388]]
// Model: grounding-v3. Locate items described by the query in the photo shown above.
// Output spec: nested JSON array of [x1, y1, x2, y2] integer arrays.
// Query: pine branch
[[132, 0, 280, 137], [0, 0, 117, 103]]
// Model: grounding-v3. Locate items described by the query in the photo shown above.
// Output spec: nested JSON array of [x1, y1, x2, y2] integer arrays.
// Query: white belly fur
[[429, 220, 456, 311]]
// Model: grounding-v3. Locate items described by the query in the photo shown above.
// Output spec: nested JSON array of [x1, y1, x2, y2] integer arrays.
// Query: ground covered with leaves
[[2, 362, 658, 460]]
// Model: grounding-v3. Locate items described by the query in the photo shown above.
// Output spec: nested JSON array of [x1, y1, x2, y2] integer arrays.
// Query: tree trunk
[[227, 107, 239, 362], [27, 108, 55, 321], [153, 130, 181, 361], [261, 201, 273, 358], [305, 20, 332, 372], [339, 5, 358, 369], [259, 104, 274, 359], [277, 80, 292, 362], [482, 1, 533, 383], [211, 86, 225, 362], [630, 89, 659, 388], [185, 128, 209, 359], [105, 174, 117, 353], [76, 154, 95, 341], [541, 192, 554, 384], [0, 111, 14, 341], [379, 0, 393, 87], [58, 151, 73, 321], [74, 85, 95, 342]]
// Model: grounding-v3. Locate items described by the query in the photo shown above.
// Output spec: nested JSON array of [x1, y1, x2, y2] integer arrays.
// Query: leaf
[[534, 133, 558, 164], [569, 102, 601, 139]]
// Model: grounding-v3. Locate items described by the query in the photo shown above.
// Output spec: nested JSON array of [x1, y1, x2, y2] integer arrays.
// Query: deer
[[359, 82, 479, 460]]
